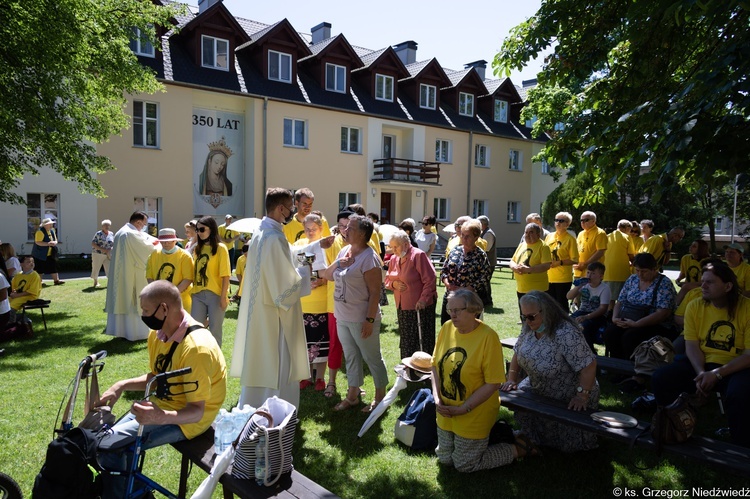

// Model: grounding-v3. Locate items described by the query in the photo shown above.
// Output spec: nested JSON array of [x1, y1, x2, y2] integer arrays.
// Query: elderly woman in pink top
[[384, 230, 438, 358]]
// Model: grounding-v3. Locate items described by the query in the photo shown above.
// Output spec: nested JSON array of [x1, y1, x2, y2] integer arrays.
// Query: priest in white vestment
[[231, 188, 310, 409], [104, 211, 158, 341]]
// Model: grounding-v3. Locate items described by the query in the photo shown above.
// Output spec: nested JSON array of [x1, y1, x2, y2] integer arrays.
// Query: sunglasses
[[197, 227, 209, 233], [519, 312, 541, 322], [580, 218, 591, 223], [554, 219, 567, 223]]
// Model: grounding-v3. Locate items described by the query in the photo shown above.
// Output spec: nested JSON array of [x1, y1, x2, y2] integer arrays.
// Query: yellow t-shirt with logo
[[680, 254, 703, 284], [293, 238, 328, 314], [147, 249, 194, 311], [9, 271, 42, 310], [683, 296, 750, 365], [235, 253, 247, 297], [433, 321, 505, 439], [545, 231, 578, 284], [191, 243, 231, 297], [512, 239, 551, 293], [147, 321, 226, 439]]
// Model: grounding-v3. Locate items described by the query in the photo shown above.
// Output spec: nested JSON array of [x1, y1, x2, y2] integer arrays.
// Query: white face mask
[[399, 250, 407, 258]]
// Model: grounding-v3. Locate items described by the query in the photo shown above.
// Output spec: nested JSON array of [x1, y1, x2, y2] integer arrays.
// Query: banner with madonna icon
[[193, 109, 244, 215]]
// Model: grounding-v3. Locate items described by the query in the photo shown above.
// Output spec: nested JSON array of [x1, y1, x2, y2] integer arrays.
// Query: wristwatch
[[365, 317, 375, 323], [576, 386, 591, 395], [714, 369, 723, 381]]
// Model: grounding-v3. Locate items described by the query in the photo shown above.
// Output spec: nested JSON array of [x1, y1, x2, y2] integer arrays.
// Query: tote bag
[[232, 396, 297, 485]]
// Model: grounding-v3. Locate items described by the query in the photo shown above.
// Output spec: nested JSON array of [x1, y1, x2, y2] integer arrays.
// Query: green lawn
[[0, 271, 744, 498]]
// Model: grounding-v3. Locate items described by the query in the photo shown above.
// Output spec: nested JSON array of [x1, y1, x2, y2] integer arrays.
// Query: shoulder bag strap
[[157, 324, 203, 374], [650, 274, 663, 310]]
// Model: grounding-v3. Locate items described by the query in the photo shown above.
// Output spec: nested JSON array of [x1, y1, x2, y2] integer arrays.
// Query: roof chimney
[[197, 0, 222, 14], [464, 60, 487, 81], [393, 41, 418, 65], [311, 22, 332, 44]]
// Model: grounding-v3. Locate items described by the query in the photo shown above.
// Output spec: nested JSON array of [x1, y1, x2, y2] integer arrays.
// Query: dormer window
[[375, 74, 394, 102], [130, 26, 154, 58], [420, 84, 436, 109], [326, 63, 346, 93], [269, 50, 292, 83], [494, 99, 509, 123], [459, 92, 474, 116], [202, 35, 229, 71]]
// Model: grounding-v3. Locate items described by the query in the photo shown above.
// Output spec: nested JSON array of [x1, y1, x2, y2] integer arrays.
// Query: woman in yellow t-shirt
[[191, 216, 231, 346], [432, 290, 533, 471], [510, 223, 552, 309]]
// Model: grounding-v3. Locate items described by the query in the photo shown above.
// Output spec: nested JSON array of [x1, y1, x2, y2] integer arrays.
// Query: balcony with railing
[[371, 158, 441, 186]]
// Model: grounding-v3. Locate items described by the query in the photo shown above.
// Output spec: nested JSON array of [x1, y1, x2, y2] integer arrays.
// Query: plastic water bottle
[[213, 408, 229, 454], [231, 407, 244, 440], [219, 411, 234, 453], [255, 434, 266, 486]]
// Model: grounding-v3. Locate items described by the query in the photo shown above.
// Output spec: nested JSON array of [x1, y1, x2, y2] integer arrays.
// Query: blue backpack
[[394, 388, 437, 451]]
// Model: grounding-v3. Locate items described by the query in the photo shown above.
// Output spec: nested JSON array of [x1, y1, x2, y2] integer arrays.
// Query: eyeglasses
[[554, 219, 567, 223], [580, 218, 591, 223], [447, 307, 466, 315], [197, 227, 208, 233], [519, 312, 541, 322]]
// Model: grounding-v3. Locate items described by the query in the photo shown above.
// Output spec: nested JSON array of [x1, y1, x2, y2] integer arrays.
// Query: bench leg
[[178, 454, 189, 498], [40, 307, 47, 331]]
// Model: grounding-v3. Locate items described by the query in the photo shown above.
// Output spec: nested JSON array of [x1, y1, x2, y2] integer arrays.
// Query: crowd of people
[[4, 198, 750, 488]]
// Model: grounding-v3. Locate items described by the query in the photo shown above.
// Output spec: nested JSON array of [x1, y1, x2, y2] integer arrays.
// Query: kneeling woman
[[502, 291, 599, 452], [431, 289, 533, 472]]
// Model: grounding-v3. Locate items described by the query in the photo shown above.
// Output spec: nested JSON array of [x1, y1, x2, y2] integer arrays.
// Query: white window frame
[[434, 198, 450, 221], [269, 50, 292, 83], [283, 118, 307, 148], [133, 101, 159, 148], [134, 197, 160, 236], [494, 99, 509, 123], [509, 149, 523, 171], [130, 26, 155, 57], [507, 201, 521, 223], [473, 199, 488, 218], [375, 73, 394, 101], [339, 192, 360, 211], [435, 139, 452, 163], [325, 63, 346, 93], [458, 92, 474, 116], [419, 84, 436, 109], [541, 160, 550, 175], [201, 35, 229, 71], [474, 144, 489, 168], [715, 217, 724, 231], [26, 193, 59, 241], [340, 126, 361, 154]]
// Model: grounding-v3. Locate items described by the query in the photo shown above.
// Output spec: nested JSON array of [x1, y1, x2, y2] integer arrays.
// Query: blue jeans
[[98, 412, 187, 499]]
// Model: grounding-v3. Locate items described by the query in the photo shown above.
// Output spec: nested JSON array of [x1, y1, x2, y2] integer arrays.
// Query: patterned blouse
[[91, 230, 114, 254], [618, 274, 676, 313], [440, 245, 491, 296]]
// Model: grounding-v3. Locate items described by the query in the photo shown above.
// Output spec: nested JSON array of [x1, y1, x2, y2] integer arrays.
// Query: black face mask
[[141, 303, 166, 330], [283, 205, 297, 225]]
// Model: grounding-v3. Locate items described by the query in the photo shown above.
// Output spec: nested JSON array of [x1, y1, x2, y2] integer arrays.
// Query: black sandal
[[513, 434, 541, 459]]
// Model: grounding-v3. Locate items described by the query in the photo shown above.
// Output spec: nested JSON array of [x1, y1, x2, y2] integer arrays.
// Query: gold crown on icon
[[207, 137, 233, 158]]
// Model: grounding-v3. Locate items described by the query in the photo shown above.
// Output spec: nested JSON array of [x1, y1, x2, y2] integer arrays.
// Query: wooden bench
[[21, 300, 50, 331], [595, 355, 636, 376], [499, 389, 750, 476], [496, 258, 512, 272], [501, 337, 517, 351], [172, 427, 339, 499]]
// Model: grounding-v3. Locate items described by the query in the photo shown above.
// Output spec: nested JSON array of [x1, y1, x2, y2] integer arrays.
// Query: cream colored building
[[1, 0, 556, 255]]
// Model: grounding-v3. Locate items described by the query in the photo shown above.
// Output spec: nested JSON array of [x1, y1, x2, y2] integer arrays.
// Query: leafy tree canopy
[[494, 0, 750, 205], [0, 0, 183, 204]]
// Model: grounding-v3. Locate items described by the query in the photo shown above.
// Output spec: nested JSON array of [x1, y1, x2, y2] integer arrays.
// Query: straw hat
[[40, 218, 55, 227], [157, 228, 182, 242], [401, 351, 432, 374]]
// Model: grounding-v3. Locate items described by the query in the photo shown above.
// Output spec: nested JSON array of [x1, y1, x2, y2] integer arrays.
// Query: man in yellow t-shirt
[[652, 262, 750, 448], [638, 227, 684, 268], [603, 220, 636, 308], [9, 256, 42, 311], [217, 214, 240, 268], [573, 211, 607, 278], [96, 280, 226, 498], [146, 229, 194, 312], [283, 187, 331, 244], [725, 243, 750, 297]]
